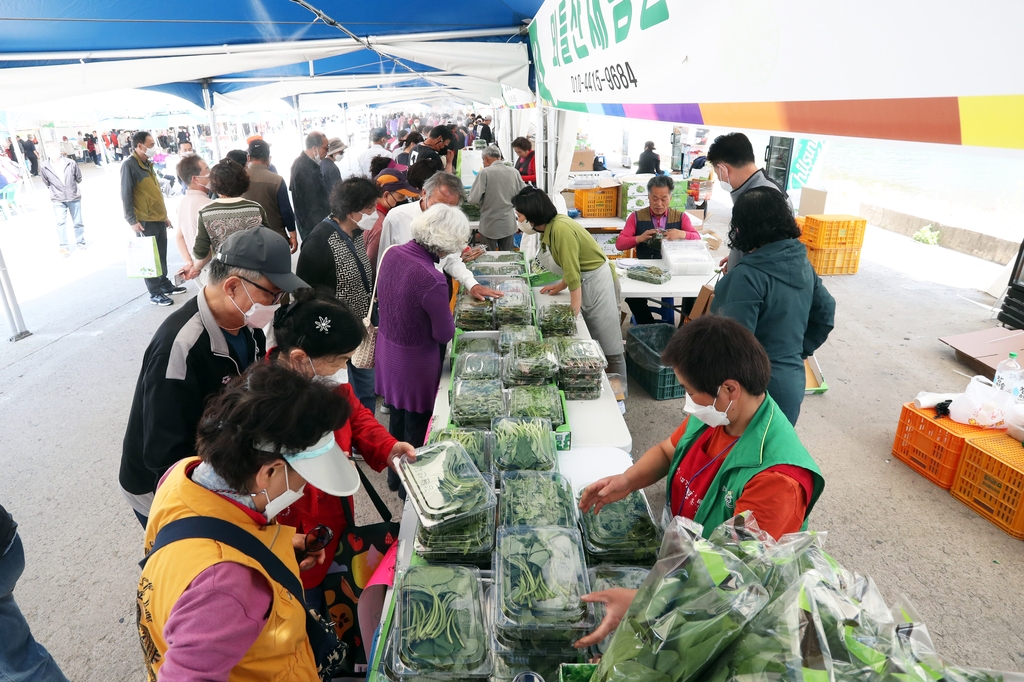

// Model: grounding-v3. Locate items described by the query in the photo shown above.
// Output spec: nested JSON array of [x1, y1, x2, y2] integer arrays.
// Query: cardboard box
[[799, 187, 828, 216], [688, 284, 715, 320], [570, 149, 596, 172], [939, 327, 1024, 380], [804, 355, 829, 394]]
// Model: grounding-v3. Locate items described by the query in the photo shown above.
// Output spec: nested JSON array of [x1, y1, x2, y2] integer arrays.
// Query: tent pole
[[293, 95, 304, 145], [202, 81, 221, 161], [0, 244, 31, 342]]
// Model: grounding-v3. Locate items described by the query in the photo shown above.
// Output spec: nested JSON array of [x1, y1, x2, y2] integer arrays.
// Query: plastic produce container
[[453, 352, 501, 381], [415, 487, 496, 567], [454, 334, 498, 356], [625, 264, 672, 284], [578, 488, 662, 565], [495, 281, 534, 326], [505, 385, 565, 427], [485, 586, 586, 681], [427, 427, 494, 477], [586, 566, 651, 654], [491, 417, 558, 472], [499, 325, 542, 354], [661, 240, 714, 275], [506, 340, 559, 383], [393, 441, 496, 528], [500, 471, 577, 528], [450, 378, 505, 428], [553, 338, 606, 401], [538, 303, 577, 337], [455, 296, 495, 331]]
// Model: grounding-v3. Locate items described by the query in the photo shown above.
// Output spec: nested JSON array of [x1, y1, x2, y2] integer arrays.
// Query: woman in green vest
[[575, 315, 824, 649]]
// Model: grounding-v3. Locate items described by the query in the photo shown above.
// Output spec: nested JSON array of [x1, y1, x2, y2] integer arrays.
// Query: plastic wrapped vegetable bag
[[590, 516, 769, 682]]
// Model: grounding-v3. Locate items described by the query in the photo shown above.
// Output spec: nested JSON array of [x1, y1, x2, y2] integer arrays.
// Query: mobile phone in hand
[[174, 272, 186, 287]]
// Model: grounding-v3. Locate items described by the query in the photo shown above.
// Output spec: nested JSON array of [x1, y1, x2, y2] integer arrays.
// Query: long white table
[[615, 259, 715, 298]]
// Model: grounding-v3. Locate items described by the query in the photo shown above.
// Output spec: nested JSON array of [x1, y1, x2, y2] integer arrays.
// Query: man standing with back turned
[[121, 131, 187, 306], [290, 131, 331, 242]]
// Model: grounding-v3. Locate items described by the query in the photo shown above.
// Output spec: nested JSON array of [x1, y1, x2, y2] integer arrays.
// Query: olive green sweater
[[540, 214, 608, 290]]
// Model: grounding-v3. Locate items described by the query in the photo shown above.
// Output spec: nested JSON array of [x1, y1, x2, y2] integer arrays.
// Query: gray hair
[[208, 258, 264, 285], [422, 172, 466, 205], [647, 175, 674, 193], [411, 204, 471, 257], [304, 131, 326, 150], [482, 146, 502, 161]]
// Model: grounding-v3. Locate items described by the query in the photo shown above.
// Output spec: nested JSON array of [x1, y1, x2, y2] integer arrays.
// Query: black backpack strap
[[139, 516, 306, 606], [342, 460, 394, 527]]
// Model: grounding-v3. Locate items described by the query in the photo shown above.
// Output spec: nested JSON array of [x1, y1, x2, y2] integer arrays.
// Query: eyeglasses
[[240, 277, 285, 304], [295, 524, 334, 561]]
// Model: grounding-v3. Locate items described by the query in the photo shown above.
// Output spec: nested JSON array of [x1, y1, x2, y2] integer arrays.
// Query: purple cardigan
[[374, 241, 455, 415]]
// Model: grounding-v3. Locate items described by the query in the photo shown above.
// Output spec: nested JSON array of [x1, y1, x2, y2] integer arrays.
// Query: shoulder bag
[[350, 244, 397, 369]]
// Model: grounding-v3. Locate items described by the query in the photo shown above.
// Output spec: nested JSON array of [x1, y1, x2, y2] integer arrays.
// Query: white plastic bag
[[948, 376, 1012, 428], [126, 236, 162, 278]]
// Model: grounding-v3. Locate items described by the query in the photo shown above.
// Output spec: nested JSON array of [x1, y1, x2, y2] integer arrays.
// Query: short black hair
[[331, 176, 380, 218], [368, 155, 392, 179], [176, 154, 205, 187], [728, 187, 801, 253], [647, 175, 674, 192], [661, 315, 771, 396], [273, 287, 365, 360], [427, 125, 453, 143], [404, 132, 424, 149], [225, 149, 249, 167], [248, 140, 271, 162], [406, 159, 437, 190], [132, 131, 151, 148], [195, 363, 351, 491], [209, 158, 250, 197], [706, 132, 755, 167], [512, 136, 532, 153], [511, 187, 558, 226]]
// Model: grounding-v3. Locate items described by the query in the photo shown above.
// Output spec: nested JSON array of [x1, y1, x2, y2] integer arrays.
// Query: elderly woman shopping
[[375, 204, 470, 452]]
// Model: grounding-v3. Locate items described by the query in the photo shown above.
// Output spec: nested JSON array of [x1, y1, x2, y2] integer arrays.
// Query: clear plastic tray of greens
[[500, 471, 576, 528], [505, 385, 564, 427], [553, 338, 607, 376], [491, 417, 557, 472], [453, 352, 501, 381], [415, 493, 496, 563], [626, 264, 672, 284], [393, 565, 490, 677], [578, 488, 662, 558], [450, 379, 505, 428], [476, 252, 524, 264], [457, 336, 498, 355], [484, 587, 587, 671], [562, 386, 602, 401], [495, 292, 532, 326], [427, 427, 494, 475], [470, 262, 526, 276], [501, 356, 552, 387], [586, 566, 651, 654], [494, 526, 593, 628], [538, 303, 577, 337], [394, 442, 496, 528], [506, 340, 559, 379], [499, 325, 541, 354], [455, 296, 494, 331]]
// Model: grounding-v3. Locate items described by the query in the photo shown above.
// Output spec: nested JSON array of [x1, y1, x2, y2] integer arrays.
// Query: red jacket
[[515, 150, 536, 184], [275, 382, 397, 588]]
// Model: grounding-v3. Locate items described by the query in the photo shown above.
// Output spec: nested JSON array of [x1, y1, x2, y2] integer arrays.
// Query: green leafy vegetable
[[499, 325, 541, 354], [626, 264, 672, 285], [427, 427, 493, 475], [457, 336, 498, 355], [496, 291, 533, 326], [539, 303, 577, 337], [579, 489, 662, 565], [587, 567, 651, 655], [395, 565, 488, 674], [415, 495, 495, 566], [507, 340, 559, 381], [451, 378, 505, 428], [397, 442, 495, 527], [492, 417, 557, 471], [506, 385, 564, 427], [456, 296, 495, 331], [500, 471, 576, 527], [453, 352, 501, 381], [559, 663, 598, 682]]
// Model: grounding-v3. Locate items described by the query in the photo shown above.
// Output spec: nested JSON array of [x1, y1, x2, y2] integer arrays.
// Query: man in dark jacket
[[119, 227, 307, 527], [290, 131, 331, 241]]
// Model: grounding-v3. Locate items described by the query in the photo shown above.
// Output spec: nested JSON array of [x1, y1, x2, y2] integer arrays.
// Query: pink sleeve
[[616, 212, 639, 251], [681, 212, 702, 240], [160, 563, 274, 682]]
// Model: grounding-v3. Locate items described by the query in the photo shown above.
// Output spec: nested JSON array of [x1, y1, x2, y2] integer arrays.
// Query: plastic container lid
[[415, 500, 496, 561], [578, 489, 661, 555], [457, 336, 499, 355], [537, 304, 577, 337], [427, 427, 494, 476], [491, 417, 557, 471], [393, 565, 490, 677], [586, 566, 651, 653], [500, 471, 576, 528], [451, 379, 505, 428], [453, 352, 501, 381], [553, 338, 607, 376], [507, 340, 559, 379], [499, 325, 542, 354], [505, 385, 564, 428], [394, 441, 496, 528], [456, 297, 495, 331]]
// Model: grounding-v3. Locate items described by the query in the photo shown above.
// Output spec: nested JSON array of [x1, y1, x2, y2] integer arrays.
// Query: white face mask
[[357, 210, 379, 231], [230, 280, 280, 330], [716, 166, 733, 193], [259, 464, 305, 521], [313, 149, 322, 163], [682, 386, 734, 427], [144, 145, 158, 159], [516, 214, 537, 235], [308, 356, 349, 387]]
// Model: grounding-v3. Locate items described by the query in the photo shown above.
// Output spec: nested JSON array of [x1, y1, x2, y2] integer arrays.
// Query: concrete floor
[[0, 164, 1021, 679]]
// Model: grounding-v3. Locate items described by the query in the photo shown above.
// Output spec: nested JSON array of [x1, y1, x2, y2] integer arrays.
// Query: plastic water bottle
[[994, 352, 1024, 402]]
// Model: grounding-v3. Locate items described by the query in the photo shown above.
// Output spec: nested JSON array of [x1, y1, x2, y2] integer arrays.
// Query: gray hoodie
[[727, 169, 793, 270], [41, 155, 82, 203]]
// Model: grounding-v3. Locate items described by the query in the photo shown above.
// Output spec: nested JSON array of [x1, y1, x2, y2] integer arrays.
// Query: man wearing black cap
[[243, 138, 298, 253], [119, 227, 308, 527]]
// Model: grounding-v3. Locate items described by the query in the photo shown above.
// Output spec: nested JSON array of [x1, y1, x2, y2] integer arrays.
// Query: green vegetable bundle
[[491, 417, 557, 471], [539, 304, 577, 337], [500, 471, 576, 528], [506, 384, 564, 427], [626, 264, 672, 285], [496, 253, 525, 262], [590, 517, 769, 682], [471, 263, 526, 276], [499, 325, 541, 354], [415, 495, 496, 566], [453, 352, 501, 381], [586, 566, 651, 655], [427, 427, 494, 475], [496, 290, 533, 326], [495, 526, 595, 648], [461, 203, 482, 221], [559, 664, 598, 682], [506, 340, 559, 382], [394, 565, 489, 676], [457, 336, 498, 355], [455, 297, 494, 331], [451, 378, 504, 428], [578, 489, 662, 565], [396, 442, 495, 528], [554, 338, 606, 400], [563, 386, 602, 400]]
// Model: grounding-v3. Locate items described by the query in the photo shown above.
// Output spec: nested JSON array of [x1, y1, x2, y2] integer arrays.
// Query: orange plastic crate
[[806, 245, 861, 275], [800, 214, 867, 249], [951, 432, 1024, 538], [573, 187, 618, 218], [891, 403, 986, 489], [795, 216, 806, 230]]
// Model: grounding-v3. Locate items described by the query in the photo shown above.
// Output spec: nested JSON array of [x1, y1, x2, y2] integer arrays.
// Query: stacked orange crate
[[800, 214, 867, 275], [573, 187, 618, 218], [891, 403, 986, 488], [950, 432, 1024, 538]]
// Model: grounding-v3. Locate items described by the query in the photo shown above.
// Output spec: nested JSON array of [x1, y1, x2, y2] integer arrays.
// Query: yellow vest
[[137, 458, 319, 682]]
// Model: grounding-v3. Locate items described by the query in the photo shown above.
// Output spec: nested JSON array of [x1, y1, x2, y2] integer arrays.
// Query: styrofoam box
[[662, 241, 714, 275]]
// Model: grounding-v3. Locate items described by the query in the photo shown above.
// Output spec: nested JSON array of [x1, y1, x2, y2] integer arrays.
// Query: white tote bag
[[126, 236, 162, 278]]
